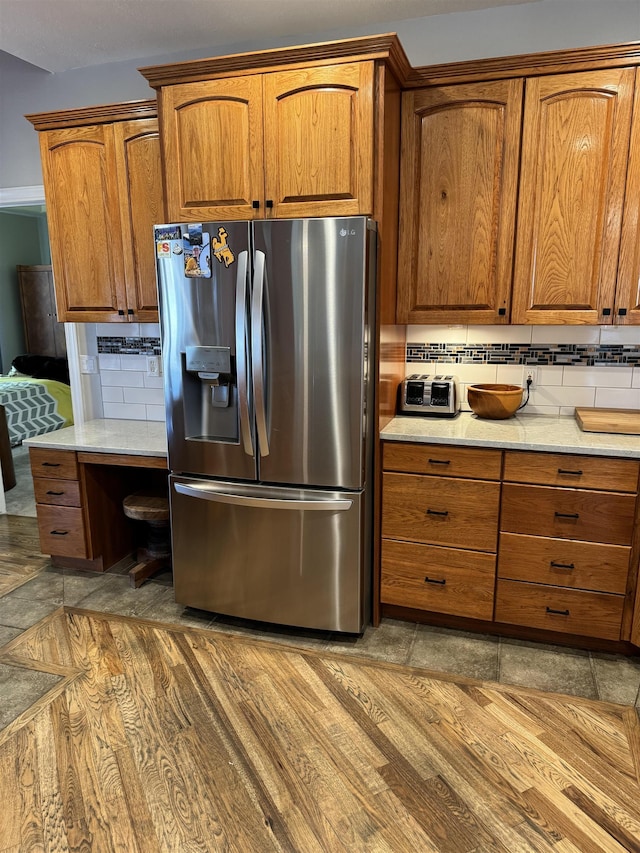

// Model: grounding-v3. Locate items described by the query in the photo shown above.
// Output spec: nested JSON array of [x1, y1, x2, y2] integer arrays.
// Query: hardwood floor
[[0, 514, 50, 597], [1, 606, 639, 852]]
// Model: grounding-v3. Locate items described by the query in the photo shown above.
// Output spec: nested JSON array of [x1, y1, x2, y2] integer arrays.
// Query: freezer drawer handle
[[174, 482, 352, 511], [424, 576, 446, 585], [235, 250, 254, 456]]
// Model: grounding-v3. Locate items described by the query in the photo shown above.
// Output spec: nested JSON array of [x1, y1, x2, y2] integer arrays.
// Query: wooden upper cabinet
[[396, 79, 523, 324], [159, 76, 265, 221], [38, 124, 126, 323], [112, 118, 165, 322], [616, 68, 640, 325], [262, 62, 374, 218], [157, 62, 374, 222], [28, 101, 163, 323], [511, 68, 636, 324]]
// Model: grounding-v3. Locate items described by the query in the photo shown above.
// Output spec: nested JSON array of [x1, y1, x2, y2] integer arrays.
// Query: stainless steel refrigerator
[[155, 217, 376, 633]]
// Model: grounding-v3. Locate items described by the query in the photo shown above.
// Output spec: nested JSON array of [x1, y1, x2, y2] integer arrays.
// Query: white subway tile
[[452, 364, 498, 384], [537, 365, 564, 386], [520, 404, 561, 416], [141, 323, 161, 337], [532, 386, 596, 408], [405, 362, 437, 377], [98, 353, 121, 371], [632, 367, 640, 388], [530, 326, 600, 344], [100, 370, 144, 388], [95, 323, 120, 337], [595, 387, 640, 409], [466, 325, 531, 344], [496, 365, 526, 385], [145, 405, 166, 422], [599, 325, 640, 345], [559, 406, 581, 417], [405, 325, 467, 344], [566, 366, 632, 388], [102, 401, 147, 420], [120, 354, 148, 371], [143, 375, 164, 389], [124, 387, 164, 405], [101, 386, 124, 403], [125, 323, 140, 337]]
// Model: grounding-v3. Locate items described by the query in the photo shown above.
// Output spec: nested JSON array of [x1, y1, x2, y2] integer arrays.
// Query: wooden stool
[[122, 491, 171, 588]]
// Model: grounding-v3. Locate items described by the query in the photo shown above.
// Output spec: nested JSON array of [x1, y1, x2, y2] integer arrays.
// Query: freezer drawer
[[170, 475, 369, 633]]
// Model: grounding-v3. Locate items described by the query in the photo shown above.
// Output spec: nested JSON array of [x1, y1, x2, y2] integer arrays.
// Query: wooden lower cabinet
[[380, 441, 640, 649], [30, 447, 166, 572], [495, 579, 625, 642]]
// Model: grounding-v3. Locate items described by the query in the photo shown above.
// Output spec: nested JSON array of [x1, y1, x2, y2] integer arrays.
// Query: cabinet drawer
[[381, 539, 496, 620], [503, 451, 639, 492], [501, 483, 636, 545], [498, 533, 630, 594], [383, 442, 502, 480], [36, 505, 88, 558], [34, 477, 81, 507], [382, 472, 500, 551], [29, 448, 78, 480], [495, 579, 624, 641]]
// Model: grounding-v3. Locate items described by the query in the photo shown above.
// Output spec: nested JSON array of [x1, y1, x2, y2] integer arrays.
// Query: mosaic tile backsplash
[[97, 336, 161, 355], [407, 343, 640, 366]]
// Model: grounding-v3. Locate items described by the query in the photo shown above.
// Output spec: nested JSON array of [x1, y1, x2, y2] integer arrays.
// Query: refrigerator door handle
[[235, 250, 254, 456], [174, 482, 352, 511], [251, 249, 270, 457]]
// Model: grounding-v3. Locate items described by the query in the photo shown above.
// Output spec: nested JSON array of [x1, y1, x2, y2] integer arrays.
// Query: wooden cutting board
[[575, 407, 640, 434]]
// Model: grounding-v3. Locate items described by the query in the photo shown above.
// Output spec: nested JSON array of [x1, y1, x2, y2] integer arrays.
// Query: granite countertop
[[24, 419, 168, 457], [381, 412, 640, 459]]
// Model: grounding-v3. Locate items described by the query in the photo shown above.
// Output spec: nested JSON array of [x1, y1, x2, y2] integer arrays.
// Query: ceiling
[[0, 0, 540, 73]]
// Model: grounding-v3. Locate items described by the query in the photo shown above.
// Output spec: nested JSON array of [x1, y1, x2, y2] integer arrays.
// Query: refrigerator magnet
[[212, 226, 235, 268], [184, 231, 211, 278]]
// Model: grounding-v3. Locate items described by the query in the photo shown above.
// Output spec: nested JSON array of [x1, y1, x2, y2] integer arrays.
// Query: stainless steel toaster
[[399, 374, 460, 417]]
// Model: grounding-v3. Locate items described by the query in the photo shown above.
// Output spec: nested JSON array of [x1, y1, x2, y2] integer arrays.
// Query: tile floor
[[1, 559, 639, 717]]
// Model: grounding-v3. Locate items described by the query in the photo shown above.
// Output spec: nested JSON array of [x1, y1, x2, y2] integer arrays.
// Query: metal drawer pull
[[46, 490, 64, 496], [426, 509, 449, 516], [557, 468, 582, 475], [50, 530, 69, 536], [546, 606, 570, 616], [428, 458, 450, 465], [550, 561, 575, 570], [554, 512, 579, 519], [42, 462, 60, 467], [424, 576, 446, 585]]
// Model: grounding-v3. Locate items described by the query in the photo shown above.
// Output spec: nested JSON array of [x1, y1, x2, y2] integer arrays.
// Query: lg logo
[[339, 229, 357, 237]]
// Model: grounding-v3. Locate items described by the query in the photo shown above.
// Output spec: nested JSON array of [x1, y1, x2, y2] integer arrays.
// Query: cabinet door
[[17, 265, 67, 357], [396, 80, 522, 324], [113, 118, 164, 322], [616, 68, 640, 325], [511, 68, 635, 324], [39, 124, 127, 323], [263, 62, 374, 218], [159, 76, 264, 221]]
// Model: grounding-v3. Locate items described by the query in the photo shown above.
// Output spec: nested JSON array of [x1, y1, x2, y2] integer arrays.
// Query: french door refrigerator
[[156, 217, 377, 633]]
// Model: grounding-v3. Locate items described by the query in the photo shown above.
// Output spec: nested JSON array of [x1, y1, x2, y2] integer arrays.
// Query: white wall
[[2, 0, 638, 189]]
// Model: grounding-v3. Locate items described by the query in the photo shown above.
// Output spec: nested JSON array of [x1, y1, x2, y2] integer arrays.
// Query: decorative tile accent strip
[[97, 336, 161, 355], [407, 343, 640, 366]]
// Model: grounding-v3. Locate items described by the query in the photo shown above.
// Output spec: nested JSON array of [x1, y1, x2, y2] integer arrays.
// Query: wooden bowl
[[467, 383, 523, 419]]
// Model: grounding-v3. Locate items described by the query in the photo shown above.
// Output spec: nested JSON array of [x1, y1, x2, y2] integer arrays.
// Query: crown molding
[[25, 99, 157, 131], [0, 185, 45, 206]]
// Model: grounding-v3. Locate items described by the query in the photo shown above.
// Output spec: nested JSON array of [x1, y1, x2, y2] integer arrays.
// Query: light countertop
[[381, 412, 640, 459], [24, 419, 168, 457]]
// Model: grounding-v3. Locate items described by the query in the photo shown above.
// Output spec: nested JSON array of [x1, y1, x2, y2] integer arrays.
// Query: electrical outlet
[[79, 355, 97, 374], [146, 355, 162, 378], [525, 367, 538, 386]]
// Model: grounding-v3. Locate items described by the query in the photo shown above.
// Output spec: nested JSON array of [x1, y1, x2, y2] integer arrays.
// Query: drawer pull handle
[[428, 459, 450, 465], [46, 490, 64, 496], [42, 462, 60, 467], [550, 561, 575, 570], [557, 468, 583, 475], [424, 576, 446, 585], [546, 606, 570, 616], [426, 509, 449, 516], [50, 530, 69, 536], [554, 512, 580, 519]]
